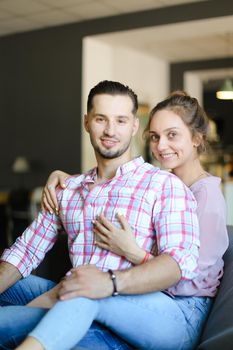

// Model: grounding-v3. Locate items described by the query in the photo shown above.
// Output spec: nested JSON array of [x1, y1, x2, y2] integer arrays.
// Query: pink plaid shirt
[[2, 157, 199, 290]]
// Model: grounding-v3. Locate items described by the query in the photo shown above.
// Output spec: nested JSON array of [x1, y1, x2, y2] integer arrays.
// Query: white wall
[[82, 38, 115, 171], [184, 72, 203, 105], [81, 36, 169, 172], [112, 45, 169, 107]]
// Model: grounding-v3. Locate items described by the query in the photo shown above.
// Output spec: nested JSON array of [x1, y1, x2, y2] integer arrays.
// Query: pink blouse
[[168, 175, 229, 297]]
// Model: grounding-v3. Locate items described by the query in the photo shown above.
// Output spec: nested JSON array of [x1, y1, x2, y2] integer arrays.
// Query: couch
[[197, 225, 233, 350]]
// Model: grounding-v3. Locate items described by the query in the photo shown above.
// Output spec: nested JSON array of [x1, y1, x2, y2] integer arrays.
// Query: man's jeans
[[0, 275, 212, 350], [0, 275, 132, 350]]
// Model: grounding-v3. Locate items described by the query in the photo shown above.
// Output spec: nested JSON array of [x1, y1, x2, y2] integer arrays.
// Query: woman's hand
[[41, 170, 69, 214], [93, 213, 149, 265], [27, 282, 62, 309]]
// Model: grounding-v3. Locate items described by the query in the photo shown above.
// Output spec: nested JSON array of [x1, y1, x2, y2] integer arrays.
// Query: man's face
[[84, 94, 139, 160]]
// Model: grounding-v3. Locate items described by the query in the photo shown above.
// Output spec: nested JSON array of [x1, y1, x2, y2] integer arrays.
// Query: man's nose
[[104, 122, 115, 136]]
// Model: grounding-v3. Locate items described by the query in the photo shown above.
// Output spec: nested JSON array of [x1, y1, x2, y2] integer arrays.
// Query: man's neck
[[96, 153, 132, 182]]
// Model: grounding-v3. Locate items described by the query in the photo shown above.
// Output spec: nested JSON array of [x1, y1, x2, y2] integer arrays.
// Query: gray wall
[[0, 26, 82, 188], [0, 0, 232, 189]]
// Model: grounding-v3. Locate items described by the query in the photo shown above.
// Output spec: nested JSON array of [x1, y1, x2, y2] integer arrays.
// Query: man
[[0, 81, 199, 350]]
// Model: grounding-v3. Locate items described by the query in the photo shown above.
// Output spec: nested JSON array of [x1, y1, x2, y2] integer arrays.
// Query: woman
[[17, 91, 228, 350]]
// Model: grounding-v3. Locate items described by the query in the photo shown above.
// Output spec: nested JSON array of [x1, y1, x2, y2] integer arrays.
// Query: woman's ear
[[193, 133, 202, 148]]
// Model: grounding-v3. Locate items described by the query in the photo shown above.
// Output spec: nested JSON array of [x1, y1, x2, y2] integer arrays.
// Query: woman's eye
[[150, 134, 159, 142]]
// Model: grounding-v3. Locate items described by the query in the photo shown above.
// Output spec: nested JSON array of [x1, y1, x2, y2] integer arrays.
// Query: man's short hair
[[87, 80, 138, 115]]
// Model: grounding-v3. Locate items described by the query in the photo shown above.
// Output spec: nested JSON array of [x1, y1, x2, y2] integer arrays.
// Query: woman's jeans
[[0, 275, 212, 350], [0, 275, 132, 350]]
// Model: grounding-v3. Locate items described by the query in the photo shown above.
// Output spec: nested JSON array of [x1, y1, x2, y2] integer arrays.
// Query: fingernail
[[96, 209, 103, 216], [62, 183, 66, 188], [66, 270, 72, 276], [116, 211, 123, 216], [50, 210, 53, 214]]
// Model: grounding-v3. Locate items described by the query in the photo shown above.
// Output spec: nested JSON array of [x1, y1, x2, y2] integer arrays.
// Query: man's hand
[[41, 170, 69, 214], [58, 265, 113, 300]]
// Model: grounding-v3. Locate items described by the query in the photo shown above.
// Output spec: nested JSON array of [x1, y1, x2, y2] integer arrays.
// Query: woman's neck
[[173, 159, 207, 187]]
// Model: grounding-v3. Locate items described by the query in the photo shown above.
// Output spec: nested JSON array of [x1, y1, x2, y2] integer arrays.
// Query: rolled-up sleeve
[[153, 174, 200, 280], [1, 211, 63, 277]]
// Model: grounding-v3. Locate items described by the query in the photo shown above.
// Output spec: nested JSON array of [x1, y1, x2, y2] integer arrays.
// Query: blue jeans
[[0, 276, 212, 350], [28, 292, 212, 350], [0, 276, 132, 350]]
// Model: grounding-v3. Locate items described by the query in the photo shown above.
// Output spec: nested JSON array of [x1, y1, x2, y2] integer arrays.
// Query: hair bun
[[169, 90, 189, 98]]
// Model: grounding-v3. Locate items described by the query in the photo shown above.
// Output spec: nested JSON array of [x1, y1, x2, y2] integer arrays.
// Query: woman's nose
[[157, 137, 167, 151]]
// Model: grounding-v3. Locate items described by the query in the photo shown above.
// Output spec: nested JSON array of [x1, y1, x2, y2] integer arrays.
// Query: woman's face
[[149, 109, 198, 171]]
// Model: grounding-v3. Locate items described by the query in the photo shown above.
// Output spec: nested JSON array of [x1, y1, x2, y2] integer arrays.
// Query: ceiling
[[0, 0, 203, 37], [93, 15, 233, 83], [0, 0, 232, 82], [94, 16, 233, 63]]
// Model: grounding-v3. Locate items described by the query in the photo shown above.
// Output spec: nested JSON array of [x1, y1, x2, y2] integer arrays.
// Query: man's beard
[[90, 137, 131, 159]]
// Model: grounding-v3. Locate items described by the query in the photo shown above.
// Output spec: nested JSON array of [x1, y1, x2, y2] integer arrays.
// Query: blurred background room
[[0, 0, 232, 279]]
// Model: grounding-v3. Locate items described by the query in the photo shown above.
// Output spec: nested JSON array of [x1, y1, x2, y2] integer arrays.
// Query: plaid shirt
[[2, 157, 199, 288]]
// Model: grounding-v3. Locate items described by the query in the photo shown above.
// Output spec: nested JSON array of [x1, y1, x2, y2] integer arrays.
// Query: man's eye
[[96, 117, 104, 122], [168, 132, 176, 139]]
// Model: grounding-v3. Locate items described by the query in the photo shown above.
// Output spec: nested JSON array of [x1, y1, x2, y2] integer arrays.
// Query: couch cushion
[[197, 226, 233, 350]]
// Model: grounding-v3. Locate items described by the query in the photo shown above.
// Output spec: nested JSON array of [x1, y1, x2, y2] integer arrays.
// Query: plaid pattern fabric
[[2, 157, 199, 285]]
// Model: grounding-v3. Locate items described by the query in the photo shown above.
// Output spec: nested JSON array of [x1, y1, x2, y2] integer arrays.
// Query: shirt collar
[[115, 156, 145, 176], [84, 156, 145, 183]]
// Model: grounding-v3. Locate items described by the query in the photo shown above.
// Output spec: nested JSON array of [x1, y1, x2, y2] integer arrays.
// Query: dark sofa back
[[197, 225, 233, 350]]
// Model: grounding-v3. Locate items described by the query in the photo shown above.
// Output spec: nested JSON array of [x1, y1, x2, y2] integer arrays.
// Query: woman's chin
[[160, 160, 177, 170]]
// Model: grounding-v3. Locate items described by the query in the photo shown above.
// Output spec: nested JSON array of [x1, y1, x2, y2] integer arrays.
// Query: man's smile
[[100, 137, 119, 148]]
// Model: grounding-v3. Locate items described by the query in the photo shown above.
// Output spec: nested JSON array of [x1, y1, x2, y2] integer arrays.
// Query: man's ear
[[132, 117, 140, 136], [84, 114, 89, 133]]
